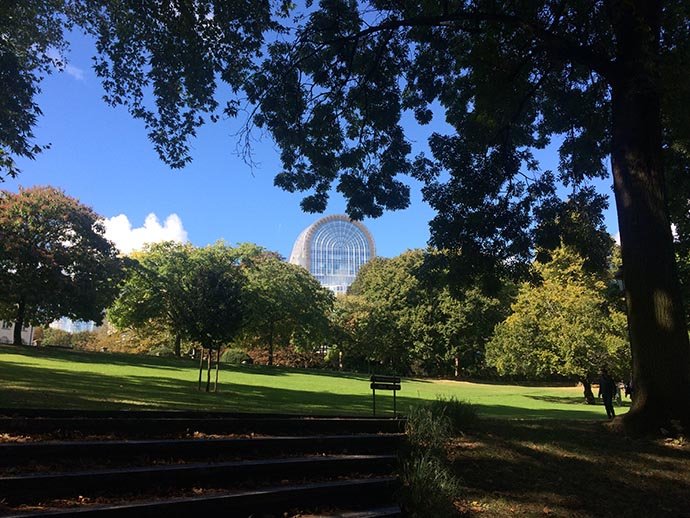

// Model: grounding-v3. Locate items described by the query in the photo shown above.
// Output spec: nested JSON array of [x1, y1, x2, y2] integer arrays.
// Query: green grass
[[0, 345, 625, 419]]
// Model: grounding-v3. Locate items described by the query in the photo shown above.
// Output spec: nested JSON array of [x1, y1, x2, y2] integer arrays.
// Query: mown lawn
[[0, 345, 622, 420], [2, 345, 688, 517]]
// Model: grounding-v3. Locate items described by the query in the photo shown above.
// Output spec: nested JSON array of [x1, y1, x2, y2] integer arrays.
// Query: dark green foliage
[[221, 348, 252, 365], [241, 255, 334, 365], [428, 395, 478, 433], [0, 187, 125, 344], [0, 1, 73, 178], [110, 242, 247, 357], [340, 249, 511, 376]]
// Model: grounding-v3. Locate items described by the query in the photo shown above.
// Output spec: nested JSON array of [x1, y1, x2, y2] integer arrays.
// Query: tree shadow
[[452, 418, 690, 517], [527, 395, 633, 408], [0, 360, 408, 416]]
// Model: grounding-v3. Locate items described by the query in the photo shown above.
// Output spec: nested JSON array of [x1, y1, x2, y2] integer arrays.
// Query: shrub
[[399, 451, 460, 518], [40, 328, 73, 347], [148, 345, 176, 357], [428, 395, 478, 433], [222, 348, 252, 365], [400, 404, 461, 517], [405, 405, 452, 454], [70, 331, 99, 350]]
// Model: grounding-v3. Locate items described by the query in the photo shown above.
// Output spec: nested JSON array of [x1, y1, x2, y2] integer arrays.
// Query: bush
[[428, 395, 478, 433], [400, 404, 462, 517], [40, 328, 73, 347], [71, 331, 99, 350], [222, 348, 252, 365], [399, 451, 460, 518], [405, 405, 452, 454], [148, 345, 176, 357]]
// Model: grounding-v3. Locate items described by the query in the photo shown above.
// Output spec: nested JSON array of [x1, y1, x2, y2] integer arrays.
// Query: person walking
[[598, 368, 617, 419]]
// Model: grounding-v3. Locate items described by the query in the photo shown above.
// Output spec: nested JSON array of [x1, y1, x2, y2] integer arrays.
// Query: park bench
[[370, 375, 401, 417]]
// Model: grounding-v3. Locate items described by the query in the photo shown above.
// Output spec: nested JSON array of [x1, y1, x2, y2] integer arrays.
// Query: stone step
[[1, 455, 397, 503], [5, 477, 400, 517], [0, 434, 404, 469]]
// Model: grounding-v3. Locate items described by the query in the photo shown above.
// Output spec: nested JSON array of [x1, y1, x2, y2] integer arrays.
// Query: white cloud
[[103, 213, 188, 254], [46, 48, 85, 81], [64, 64, 85, 81]]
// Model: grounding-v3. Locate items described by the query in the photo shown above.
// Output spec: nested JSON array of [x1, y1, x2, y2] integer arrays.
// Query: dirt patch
[[450, 419, 690, 517]]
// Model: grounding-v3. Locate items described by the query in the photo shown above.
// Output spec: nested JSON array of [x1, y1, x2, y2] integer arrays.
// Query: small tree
[[109, 241, 196, 357], [0, 186, 124, 344], [486, 247, 630, 402], [242, 256, 333, 366], [174, 244, 246, 392]]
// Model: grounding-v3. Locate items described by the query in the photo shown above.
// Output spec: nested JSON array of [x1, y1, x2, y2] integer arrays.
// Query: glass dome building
[[289, 215, 376, 294]]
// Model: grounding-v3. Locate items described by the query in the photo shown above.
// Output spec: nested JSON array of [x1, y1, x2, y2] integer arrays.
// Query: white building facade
[[0, 321, 34, 345]]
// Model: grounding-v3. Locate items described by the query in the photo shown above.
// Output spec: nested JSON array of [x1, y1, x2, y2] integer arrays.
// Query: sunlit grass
[[0, 345, 623, 419]]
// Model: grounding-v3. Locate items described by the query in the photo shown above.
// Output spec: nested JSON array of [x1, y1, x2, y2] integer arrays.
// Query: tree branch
[[320, 11, 614, 79]]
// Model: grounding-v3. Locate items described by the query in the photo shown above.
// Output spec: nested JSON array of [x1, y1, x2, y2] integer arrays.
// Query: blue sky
[[4, 32, 619, 259]]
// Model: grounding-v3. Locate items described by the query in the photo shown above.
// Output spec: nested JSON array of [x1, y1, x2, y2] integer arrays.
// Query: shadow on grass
[[1, 362, 608, 421], [2, 345, 381, 381], [452, 418, 690, 517], [0, 346, 614, 420], [527, 395, 633, 408], [2, 345, 199, 372], [0, 360, 406, 416]]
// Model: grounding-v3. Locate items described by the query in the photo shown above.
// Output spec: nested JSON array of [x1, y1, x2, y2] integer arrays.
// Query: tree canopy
[[486, 246, 630, 401], [241, 255, 334, 365], [344, 249, 510, 376], [110, 241, 247, 354], [0, 186, 124, 344]]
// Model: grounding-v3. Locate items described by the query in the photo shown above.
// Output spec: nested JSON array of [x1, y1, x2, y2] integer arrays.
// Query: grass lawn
[[0, 344, 622, 420], [2, 345, 688, 517]]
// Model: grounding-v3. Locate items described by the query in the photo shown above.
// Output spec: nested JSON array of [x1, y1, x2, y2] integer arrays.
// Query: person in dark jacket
[[598, 368, 617, 419]]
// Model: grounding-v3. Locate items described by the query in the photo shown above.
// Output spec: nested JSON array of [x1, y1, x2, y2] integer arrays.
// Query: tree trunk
[[581, 379, 595, 405], [198, 348, 204, 391], [214, 348, 220, 392], [610, 0, 690, 432], [206, 347, 212, 392], [268, 325, 274, 366], [174, 333, 181, 358], [454, 355, 460, 378], [13, 299, 25, 346]]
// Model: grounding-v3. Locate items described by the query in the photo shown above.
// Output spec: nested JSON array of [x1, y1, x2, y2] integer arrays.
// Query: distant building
[[0, 321, 34, 345], [289, 214, 376, 294], [50, 317, 96, 334]]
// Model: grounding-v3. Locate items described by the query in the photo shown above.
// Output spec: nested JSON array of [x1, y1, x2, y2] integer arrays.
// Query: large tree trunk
[[13, 299, 25, 346], [610, 0, 690, 432]]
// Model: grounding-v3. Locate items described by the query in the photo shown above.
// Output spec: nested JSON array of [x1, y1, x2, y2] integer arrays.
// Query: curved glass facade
[[290, 215, 375, 294]]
